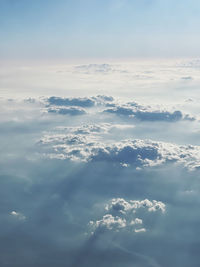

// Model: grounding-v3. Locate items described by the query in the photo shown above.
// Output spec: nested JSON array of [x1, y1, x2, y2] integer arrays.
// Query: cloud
[[90, 214, 126, 231], [74, 64, 127, 74], [134, 228, 146, 233], [104, 104, 191, 122], [2, 61, 200, 267], [106, 198, 166, 214], [135, 110, 183, 122], [10, 211, 26, 221], [89, 198, 165, 234], [130, 218, 143, 225], [47, 96, 95, 107], [181, 76, 193, 80], [39, 127, 200, 170], [94, 95, 114, 102], [178, 59, 200, 68], [48, 106, 86, 116], [75, 63, 112, 73], [54, 123, 135, 136], [46, 96, 114, 112]]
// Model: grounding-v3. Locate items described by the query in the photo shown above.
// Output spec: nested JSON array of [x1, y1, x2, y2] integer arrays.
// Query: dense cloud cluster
[[39, 125, 200, 170], [89, 198, 165, 233], [106, 198, 166, 214]]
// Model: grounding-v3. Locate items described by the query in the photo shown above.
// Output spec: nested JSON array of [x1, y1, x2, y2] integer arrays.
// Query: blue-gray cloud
[[104, 105, 190, 122], [48, 106, 86, 116], [48, 96, 95, 107]]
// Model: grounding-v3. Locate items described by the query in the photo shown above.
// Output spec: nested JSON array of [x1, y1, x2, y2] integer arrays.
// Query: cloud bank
[[1, 59, 200, 266], [39, 126, 200, 170]]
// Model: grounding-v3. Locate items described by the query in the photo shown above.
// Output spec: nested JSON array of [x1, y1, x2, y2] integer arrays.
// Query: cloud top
[[39, 125, 200, 171], [89, 198, 165, 234]]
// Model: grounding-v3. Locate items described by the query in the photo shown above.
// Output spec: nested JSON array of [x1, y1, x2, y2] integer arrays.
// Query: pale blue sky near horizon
[[1, 0, 200, 60]]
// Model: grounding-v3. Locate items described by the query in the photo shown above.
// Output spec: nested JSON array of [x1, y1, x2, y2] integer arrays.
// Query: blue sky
[[1, 0, 200, 59]]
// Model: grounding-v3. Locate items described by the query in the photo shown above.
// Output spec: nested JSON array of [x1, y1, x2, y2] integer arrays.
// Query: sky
[[1, 1, 200, 267], [1, 0, 200, 60]]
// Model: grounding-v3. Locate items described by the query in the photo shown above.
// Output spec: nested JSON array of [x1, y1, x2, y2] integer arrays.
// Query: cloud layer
[[1, 59, 200, 266]]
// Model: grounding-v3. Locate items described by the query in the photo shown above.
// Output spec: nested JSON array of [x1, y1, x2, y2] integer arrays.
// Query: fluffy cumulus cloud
[[89, 198, 165, 234], [106, 198, 166, 214], [39, 125, 200, 170], [90, 214, 126, 231]]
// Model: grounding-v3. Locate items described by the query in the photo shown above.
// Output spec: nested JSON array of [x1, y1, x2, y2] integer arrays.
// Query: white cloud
[[39, 127, 200, 170], [90, 214, 126, 231], [106, 198, 166, 214], [89, 198, 165, 234], [134, 228, 146, 233], [130, 218, 143, 225], [10, 211, 26, 221]]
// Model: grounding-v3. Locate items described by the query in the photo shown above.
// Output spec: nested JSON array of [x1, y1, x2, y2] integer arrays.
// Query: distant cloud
[[94, 95, 114, 102], [104, 104, 190, 122], [130, 218, 143, 225], [48, 96, 95, 107], [10, 211, 26, 221], [75, 63, 112, 73], [74, 64, 127, 74], [47, 96, 114, 113], [134, 228, 146, 233], [20, 95, 195, 122], [178, 59, 200, 68], [48, 106, 86, 116], [181, 76, 193, 80], [54, 123, 134, 135], [36, 95, 191, 122]]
